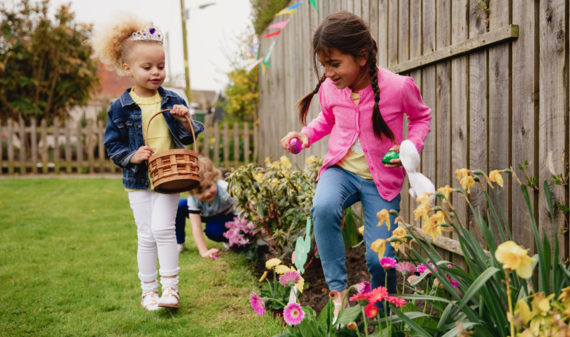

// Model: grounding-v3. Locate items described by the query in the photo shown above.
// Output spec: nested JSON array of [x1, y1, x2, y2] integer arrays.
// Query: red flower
[[349, 293, 369, 302], [367, 286, 388, 304], [386, 296, 407, 308], [364, 303, 379, 318]]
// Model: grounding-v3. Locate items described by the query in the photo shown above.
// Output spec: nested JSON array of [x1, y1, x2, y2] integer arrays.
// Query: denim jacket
[[104, 87, 204, 190]]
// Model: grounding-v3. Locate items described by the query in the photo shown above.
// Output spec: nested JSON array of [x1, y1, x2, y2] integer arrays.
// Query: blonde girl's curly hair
[[189, 157, 222, 195], [90, 14, 162, 75]]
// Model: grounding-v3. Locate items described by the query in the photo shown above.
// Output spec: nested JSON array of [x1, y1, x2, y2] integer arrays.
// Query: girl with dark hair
[[280, 11, 432, 321]]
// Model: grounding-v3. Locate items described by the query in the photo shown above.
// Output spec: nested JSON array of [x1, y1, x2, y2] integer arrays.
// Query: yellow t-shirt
[[337, 92, 373, 181], [125, 88, 175, 191]]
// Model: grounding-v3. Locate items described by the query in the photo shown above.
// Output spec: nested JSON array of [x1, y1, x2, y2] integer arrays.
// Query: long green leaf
[[492, 187, 513, 241], [458, 268, 500, 310], [544, 180, 560, 296], [374, 311, 431, 324], [392, 294, 454, 304], [440, 322, 479, 337], [391, 307, 432, 337], [437, 303, 456, 331]]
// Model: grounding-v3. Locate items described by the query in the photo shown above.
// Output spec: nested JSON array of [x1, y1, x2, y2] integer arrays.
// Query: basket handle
[[144, 109, 198, 153]]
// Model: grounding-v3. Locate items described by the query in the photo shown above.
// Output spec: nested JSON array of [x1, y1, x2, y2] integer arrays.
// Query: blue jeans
[[175, 199, 232, 244], [312, 166, 400, 294]]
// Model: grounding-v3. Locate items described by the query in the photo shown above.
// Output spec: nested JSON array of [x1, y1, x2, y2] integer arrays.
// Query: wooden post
[[233, 122, 239, 167], [98, 121, 105, 173], [253, 123, 258, 165], [87, 121, 94, 173], [243, 123, 249, 165], [76, 120, 83, 174], [19, 118, 25, 174], [53, 118, 60, 174], [7, 118, 13, 174], [31, 118, 37, 174], [41, 119, 47, 173], [202, 122, 210, 158], [223, 122, 229, 167], [65, 121, 72, 173], [213, 122, 220, 167]]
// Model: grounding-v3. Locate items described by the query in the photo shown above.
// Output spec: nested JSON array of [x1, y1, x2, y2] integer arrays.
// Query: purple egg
[[289, 138, 302, 154]]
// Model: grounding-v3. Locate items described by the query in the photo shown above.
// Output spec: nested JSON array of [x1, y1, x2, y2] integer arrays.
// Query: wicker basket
[[145, 110, 200, 194]]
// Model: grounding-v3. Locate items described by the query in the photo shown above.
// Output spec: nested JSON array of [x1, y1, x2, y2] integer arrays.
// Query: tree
[[0, 0, 98, 124]]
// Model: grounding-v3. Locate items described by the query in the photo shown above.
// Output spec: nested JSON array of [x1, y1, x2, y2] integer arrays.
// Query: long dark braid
[[296, 74, 327, 125], [369, 41, 395, 142]]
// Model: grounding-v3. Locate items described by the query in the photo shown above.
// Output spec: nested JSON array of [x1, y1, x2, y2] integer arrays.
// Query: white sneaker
[[141, 291, 162, 311], [177, 243, 186, 252], [222, 242, 230, 250]]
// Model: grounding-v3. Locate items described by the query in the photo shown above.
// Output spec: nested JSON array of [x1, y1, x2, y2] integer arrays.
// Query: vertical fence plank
[[539, 0, 567, 257], [421, 0, 436, 181], [253, 123, 259, 165], [202, 121, 210, 158], [31, 118, 37, 174], [388, 0, 398, 67], [0, 119, 3, 175], [76, 120, 83, 174], [468, 0, 488, 247], [398, 0, 411, 224], [41, 119, 47, 173], [87, 121, 94, 173], [213, 122, 220, 167], [488, 0, 511, 244], [378, 0, 388, 68], [8, 118, 13, 174], [65, 121, 72, 173], [223, 122, 229, 167], [233, 122, 239, 167], [98, 121, 105, 173], [346, 0, 354, 13], [53, 118, 60, 174], [361, 0, 369, 26], [244, 123, 250, 165], [369, 0, 379, 45], [353, 0, 361, 17], [19, 118, 25, 174]]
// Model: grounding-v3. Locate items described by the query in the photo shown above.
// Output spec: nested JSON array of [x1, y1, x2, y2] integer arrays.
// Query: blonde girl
[[91, 15, 204, 311]]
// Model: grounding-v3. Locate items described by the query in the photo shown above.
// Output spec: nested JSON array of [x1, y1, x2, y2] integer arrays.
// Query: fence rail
[[0, 118, 256, 175]]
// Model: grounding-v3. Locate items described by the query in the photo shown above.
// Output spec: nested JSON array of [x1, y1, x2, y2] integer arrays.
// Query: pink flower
[[450, 278, 460, 288], [350, 293, 370, 303], [417, 263, 437, 275], [395, 262, 417, 275], [367, 287, 388, 304], [250, 292, 265, 316], [386, 296, 406, 308], [364, 303, 379, 318], [380, 257, 397, 269], [407, 275, 418, 285], [283, 303, 305, 325], [279, 271, 301, 287], [247, 221, 255, 230], [357, 280, 371, 294]]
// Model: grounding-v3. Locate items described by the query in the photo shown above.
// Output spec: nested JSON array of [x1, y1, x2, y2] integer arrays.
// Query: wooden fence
[[0, 118, 256, 174], [257, 0, 570, 263]]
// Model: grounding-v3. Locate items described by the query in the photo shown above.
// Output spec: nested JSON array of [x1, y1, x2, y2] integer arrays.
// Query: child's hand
[[201, 248, 219, 259], [384, 144, 402, 168], [130, 146, 155, 163], [170, 105, 190, 122], [281, 132, 309, 152]]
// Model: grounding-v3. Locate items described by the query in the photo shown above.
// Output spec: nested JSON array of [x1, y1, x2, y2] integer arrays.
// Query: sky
[[46, 0, 253, 93]]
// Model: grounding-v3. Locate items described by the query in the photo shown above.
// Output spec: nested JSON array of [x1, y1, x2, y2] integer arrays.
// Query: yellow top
[[125, 88, 175, 191], [337, 92, 373, 181]]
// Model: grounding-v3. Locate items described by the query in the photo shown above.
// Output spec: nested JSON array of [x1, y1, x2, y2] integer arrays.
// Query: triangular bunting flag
[[309, 0, 317, 11], [246, 59, 263, 73], [260, 30, 281, 40], [267, 20, 289, 30]]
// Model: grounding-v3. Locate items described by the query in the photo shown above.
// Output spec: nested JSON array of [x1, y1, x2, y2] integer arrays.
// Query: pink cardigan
[[301, 67, 432, 201]]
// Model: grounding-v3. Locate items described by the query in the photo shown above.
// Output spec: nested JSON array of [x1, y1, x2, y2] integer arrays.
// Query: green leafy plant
[[518, 161, 539, 190]]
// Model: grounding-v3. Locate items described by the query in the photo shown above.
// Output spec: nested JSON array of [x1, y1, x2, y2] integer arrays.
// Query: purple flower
[[380, 257, 397, 269], [357, 280, 371, 294], [395, 262, 417, 275], [279, 271, 301, 287], [250, 292, 265, 316], [283, 303, 305, 325], [450, 278, 460, 288]]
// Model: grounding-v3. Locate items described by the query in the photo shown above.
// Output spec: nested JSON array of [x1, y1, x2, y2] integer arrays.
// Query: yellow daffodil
[[306, 155, 316, 165], [390, 227, 407, 251], [272, 161, 279, 166], [489, 170, 504, 187], [275, 265, 292, 274], [430, 211, 446, 225], [558, 287, 570, 303], [422, 217, 442, 241], [495, 241, 536, 279], [270, 178, 279, 188], [413, 202, 431, 222], [455, 168, 471, 182], [280, 156, 292, 169], [259, 271, 268, 282], [515, 299, 533, 325], [416, 192, 432, 206], [371, 238, 387, 259], [438, 185, 455, 199], [253, 172, 264, 181], [460, 175, 476, 194], [358, 226, 364, 236], [377, 209, 391, 230], [266, 258, 282, 270], [265, 157, 271, 164]]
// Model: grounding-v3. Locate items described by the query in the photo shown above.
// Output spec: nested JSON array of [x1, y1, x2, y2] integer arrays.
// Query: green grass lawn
[[0, 178, 284, 336]]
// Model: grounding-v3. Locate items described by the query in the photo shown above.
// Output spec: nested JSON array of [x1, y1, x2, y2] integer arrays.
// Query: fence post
[[65, 121, 72, 173], [87, 121, 94, 173], [76, 120, 83, 174], [53, 118, 60, 174], [98, 121, 105, 173], [19, 118, 25, 174], [41, 119, 47, 173], [244, 123, 249, 165], [223, 122, 229, 167], [233, 122, 239, 167], [31, 118, 37, 174], [7, 118, 13, 174], [213, 122, 220, 167], [253, 123, 259, 165], [0, 119, 3, 175], [202, 121, 210, 158]]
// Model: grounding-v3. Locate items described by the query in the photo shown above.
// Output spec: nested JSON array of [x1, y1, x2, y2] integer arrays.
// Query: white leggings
[[128, 191, 180, 282]]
